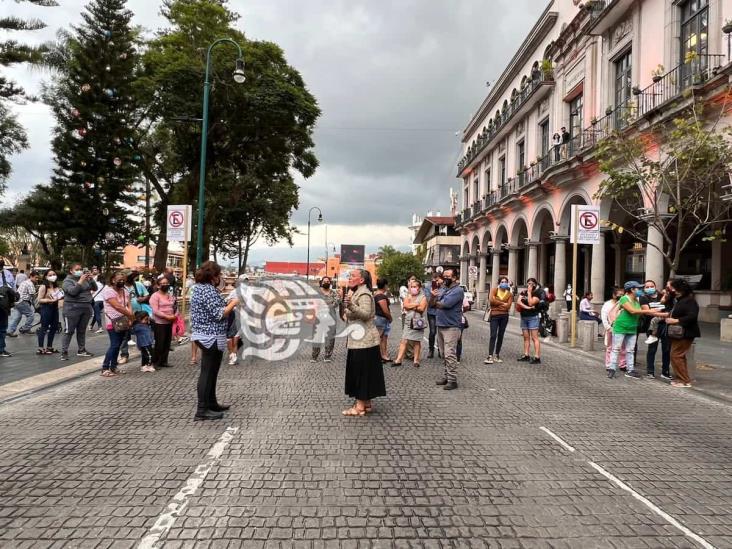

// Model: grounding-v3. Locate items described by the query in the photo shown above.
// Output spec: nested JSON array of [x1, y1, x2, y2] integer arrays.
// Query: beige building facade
[[455, 0, 732, 320]]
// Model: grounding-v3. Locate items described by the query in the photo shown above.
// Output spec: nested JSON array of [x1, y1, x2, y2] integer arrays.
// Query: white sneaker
[[645, 335, 659, 345], [228, 352, 238, 366], [484, 356, 494, 364], [95, 328, 104, 334], [494, 355, 503, 363], [141, 365, 156, 373]]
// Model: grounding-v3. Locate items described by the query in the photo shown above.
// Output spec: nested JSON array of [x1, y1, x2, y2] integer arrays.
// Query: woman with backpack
[[36, 270, 64, 355]]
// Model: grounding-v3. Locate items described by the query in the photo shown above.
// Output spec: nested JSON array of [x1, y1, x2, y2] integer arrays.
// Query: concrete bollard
[[721, 318, 732, 343], [557, 313, 569, 343], [579, 320, 597, 351]]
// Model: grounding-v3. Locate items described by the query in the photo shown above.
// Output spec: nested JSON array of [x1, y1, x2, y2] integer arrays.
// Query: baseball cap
[[623, 281, 643, 291]]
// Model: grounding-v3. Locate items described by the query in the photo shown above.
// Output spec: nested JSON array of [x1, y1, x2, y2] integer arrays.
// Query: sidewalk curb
[[0, 351, 139, 405], [469, 311, 732, 406]]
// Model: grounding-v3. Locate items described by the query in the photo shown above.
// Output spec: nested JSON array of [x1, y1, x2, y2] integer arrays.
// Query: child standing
[[133, 311, 155, 372]]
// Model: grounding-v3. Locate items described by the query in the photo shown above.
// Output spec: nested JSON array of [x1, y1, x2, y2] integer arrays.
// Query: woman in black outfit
[[663, 278, 700, 388]]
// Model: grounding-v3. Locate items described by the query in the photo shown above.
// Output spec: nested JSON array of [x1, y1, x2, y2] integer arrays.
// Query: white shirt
[[600, 299, 615, 329], [93, 283, 107, 302], [564, 287, 573, 300], [15, 273, 28, 287], [580, 297, 594, 315], [399, 286, 408, 300]]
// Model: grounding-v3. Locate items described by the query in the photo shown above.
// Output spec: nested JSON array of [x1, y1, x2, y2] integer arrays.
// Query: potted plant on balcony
[[723, 19, 732, 34], [632, 85, 642, 96], [605, 106, 613, 116], [540, 59, 554, 80], [591, 116, 598, 125], [651, 64, 665, 83]]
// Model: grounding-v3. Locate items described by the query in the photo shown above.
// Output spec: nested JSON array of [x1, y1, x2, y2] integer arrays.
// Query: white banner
[[570, 205, 601, 245], [167, 205, 192, 242]]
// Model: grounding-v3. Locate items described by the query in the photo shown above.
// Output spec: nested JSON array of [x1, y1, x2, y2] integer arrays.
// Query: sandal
[[413, 363, 421, 368], [101, 370, 117, 377], [47, 348, 59, 354], [36, 348, 45, 355], [341, 407, 366, 417], [391, 361, 402, 367]]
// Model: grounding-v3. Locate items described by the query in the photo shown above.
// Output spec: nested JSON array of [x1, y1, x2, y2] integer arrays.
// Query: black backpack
[[0, 271, 18, 313]]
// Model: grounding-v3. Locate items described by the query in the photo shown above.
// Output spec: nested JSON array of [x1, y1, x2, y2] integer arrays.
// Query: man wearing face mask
[[60, 264, 97, 360], [640, 280, 673, 379], [430, 268, 464, 390], [311, 276, 340, 363]]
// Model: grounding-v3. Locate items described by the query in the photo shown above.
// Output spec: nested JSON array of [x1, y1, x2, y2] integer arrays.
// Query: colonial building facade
[[455, 0, 732, 321]]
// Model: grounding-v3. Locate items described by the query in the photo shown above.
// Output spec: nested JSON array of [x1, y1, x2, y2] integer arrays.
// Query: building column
[[460, 258, 468, 286], [552, 238, 567, 316], [507, 248, 519, 285], [468, 256, 476, 291], [478, 254, 488, 308], [526, 242, 539, 280], [612, 243, 624, 286], [591, 232, 606, 305], [538, 243, 548, 287], [491, 249, 500, 291], [711, 240, 722, 291], [583, 246, 591, 294], [645, 225, 665, 285]]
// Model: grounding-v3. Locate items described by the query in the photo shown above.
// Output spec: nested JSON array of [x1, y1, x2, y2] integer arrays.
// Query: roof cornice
[[462, 5, 559, 140]]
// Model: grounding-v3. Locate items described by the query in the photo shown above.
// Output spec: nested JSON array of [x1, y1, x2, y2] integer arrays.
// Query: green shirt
[[613, 295, 640, 334]]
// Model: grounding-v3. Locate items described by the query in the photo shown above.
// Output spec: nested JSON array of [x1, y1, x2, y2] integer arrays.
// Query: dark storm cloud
[[6, 0, 545, 229]]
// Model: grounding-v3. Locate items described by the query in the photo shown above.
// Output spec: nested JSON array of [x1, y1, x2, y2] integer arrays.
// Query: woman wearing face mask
[[36, 271, 64, 354], [89, 274, 107, 333], [392, 279, 427, 367], [606, 281, 666, 379], [485, 276, 513, 364], [100, 271, 134, 377], [663, 278, 699, 388], [149, 277, 177, 368], [311, 276, 340, 363], [190, 261, 239, 421]]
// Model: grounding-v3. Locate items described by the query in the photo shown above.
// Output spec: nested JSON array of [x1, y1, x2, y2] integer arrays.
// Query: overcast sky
[[3, 0, 545, 265]]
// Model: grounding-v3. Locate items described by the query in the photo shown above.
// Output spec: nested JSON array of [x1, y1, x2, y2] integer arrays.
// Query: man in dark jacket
[[61, 264, 97, 360]]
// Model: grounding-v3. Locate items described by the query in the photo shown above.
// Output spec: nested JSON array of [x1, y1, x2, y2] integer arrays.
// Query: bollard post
[[557, 313, 569, 343], [579, 320, 596, 351]]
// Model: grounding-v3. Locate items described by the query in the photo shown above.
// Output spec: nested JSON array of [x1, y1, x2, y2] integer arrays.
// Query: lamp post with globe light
[[306, 207, 323, 281], [195, 38, 246, 268]]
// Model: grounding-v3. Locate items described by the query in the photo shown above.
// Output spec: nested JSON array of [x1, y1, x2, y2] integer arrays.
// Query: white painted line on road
[[539, 426, 576, 453], [138, 426, 239, 549], [588, 461, 717, 549]]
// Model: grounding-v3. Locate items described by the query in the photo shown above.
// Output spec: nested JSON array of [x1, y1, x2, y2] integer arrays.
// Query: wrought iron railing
[[454, 54, 727, 227], [457, 71, 554, 175]]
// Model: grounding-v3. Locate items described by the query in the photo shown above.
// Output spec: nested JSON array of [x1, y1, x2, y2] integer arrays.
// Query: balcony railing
[[455, 54, 727, 228], [457, 71, 555, 176]]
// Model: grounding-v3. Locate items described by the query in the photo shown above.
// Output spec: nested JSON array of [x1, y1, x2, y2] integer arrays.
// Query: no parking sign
[[570, 205, 600, 245]]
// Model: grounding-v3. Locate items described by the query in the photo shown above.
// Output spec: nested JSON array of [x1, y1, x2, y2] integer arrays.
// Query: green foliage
[[377, 251, 424, 288], [0, 102, 28, 192], [594, 97, 732, 274], [137, 0, 320, 268], [37, 0, 142, 261]]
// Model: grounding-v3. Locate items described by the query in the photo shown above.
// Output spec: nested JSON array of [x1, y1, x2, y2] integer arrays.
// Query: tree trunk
[[237, 239, 243, 274], [153, 205, 168, 272]]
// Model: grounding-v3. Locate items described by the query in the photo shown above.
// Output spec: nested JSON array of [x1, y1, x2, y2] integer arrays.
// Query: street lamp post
[[306, 206, 323, 281], [195, 38, 247, 268]]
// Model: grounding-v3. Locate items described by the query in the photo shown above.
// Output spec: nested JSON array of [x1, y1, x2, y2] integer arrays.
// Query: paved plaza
[[1, 312, 731, 548]]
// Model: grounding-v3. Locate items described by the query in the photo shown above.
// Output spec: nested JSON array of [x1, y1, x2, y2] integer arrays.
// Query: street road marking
[[588, 461, 717, 549], [138, 426, 239, 549], [539, 426, 576, 453]]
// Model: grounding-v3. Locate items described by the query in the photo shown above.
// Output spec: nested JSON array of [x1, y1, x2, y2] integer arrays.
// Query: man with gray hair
[[430, 268, 464, 390]]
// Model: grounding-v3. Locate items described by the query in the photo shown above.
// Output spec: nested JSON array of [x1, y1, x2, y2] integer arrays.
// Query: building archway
[[510, 216, 529, 284], [531, 206, 557, 288]]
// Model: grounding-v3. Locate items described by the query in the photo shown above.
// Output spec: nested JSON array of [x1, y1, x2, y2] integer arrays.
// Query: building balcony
[[585, 0, 635, 36], [455, 54, 728, 230], [457, 72, 555, 177]]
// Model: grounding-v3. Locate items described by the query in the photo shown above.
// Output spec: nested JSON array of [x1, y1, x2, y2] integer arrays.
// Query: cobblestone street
[[1, 312, 731, 548]]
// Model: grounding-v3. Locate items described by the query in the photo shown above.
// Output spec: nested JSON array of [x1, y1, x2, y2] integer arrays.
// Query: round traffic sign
[[579, 211, 598, 230], [169, 210, 184, 228]]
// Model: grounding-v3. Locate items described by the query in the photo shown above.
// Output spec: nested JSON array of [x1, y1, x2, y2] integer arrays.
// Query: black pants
[[152, 323, 172, 367], [646, 335, 671, 377], [140, 345, 153, 366], [427, 313, 437, 351], [196, 341, 223, 412], [489, 314, 509, 356]]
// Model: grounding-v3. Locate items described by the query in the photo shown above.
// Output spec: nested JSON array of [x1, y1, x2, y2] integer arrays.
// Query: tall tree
[[138, 0, 320, 269], [595, 96, 732, 276], [0, 0, 58, 194], [42, 0, 142, 263], [377, 251, 425, 288]]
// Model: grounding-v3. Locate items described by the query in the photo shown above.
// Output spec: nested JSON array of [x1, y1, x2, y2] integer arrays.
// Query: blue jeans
[[8, 300, 35, 333], [0, 308, 7, 353], [609, 333, 637, 372], [647, 335, 671, 377], [90, 301, 104, 329], [489, 314, 509, 356], [102, 329, 127, 371], [580, 311, 602, 326], [37, 304, 59, 348]]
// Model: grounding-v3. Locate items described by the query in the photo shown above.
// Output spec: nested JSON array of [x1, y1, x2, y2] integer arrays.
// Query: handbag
[[666, 324, 685, 339], [111, 290, 130, 332], [483, 304, 491, 322], [410, 313, 426, 330]]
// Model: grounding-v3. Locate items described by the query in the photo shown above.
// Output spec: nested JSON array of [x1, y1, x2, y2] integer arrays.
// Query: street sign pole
[[181, 217, 189, 324], [570, 205, 579, 348]]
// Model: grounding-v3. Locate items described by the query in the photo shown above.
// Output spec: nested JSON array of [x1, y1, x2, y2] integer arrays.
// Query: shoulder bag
[[409, 296, 426, 330], [112, 290, 131, 332], [666, 302, 685, 339]]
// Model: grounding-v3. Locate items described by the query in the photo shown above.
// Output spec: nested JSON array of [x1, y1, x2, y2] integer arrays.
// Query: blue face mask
[[635, 289, 644, 297], [73, 270, 83, 277], [499, 283, 510, 290], [644, 287, 656, 295]]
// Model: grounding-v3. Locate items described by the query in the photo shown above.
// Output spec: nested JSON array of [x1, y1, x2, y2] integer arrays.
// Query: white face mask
[[143, 280, 151, 287], [47, 275, 57, 282]]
